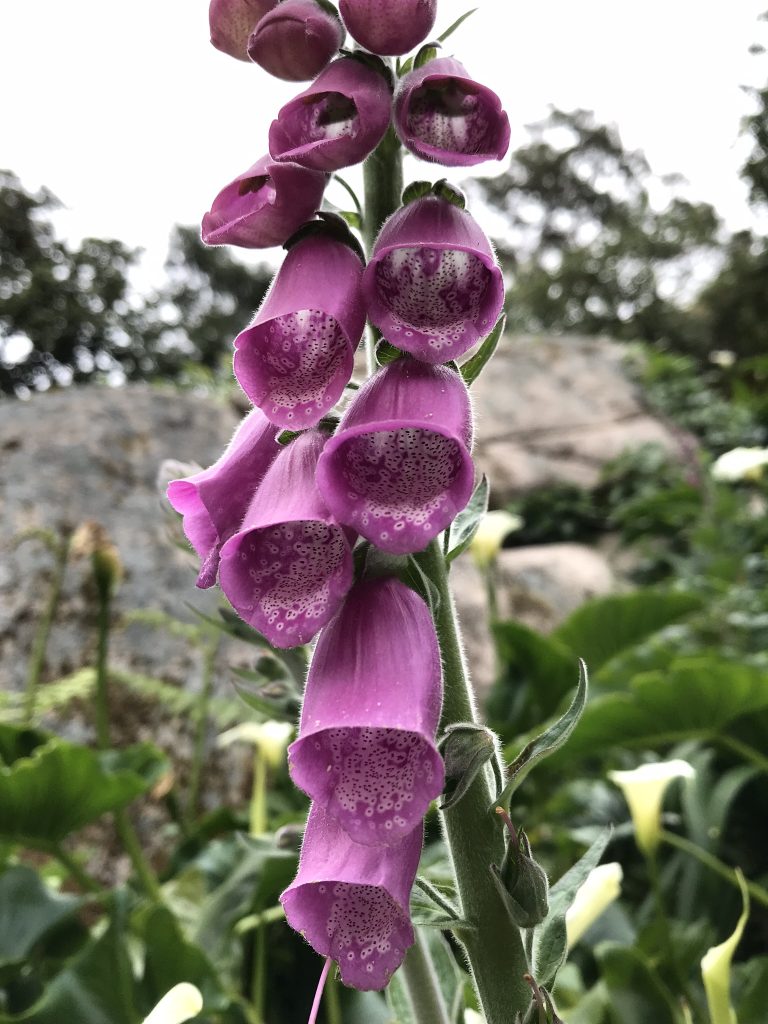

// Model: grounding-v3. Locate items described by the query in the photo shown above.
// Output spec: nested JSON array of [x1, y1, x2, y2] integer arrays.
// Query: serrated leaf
[[438, 8, 478, 43], [495, 660, 588, 812], [446, 475, 489, 563], [460, 315, 505, 386], [531, 829, 611, 988]]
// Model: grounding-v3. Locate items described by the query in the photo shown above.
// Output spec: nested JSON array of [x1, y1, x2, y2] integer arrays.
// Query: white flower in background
[[469, 510, 523, 568], [566, 862, 623, 948], [709, 349, 736, 368], [701, 870, 750, 1024], [464, 1010, 485, 1024], [711, 447, 768, 483], [609, 760, 695, 857], [217, 720, 293, 768], [142, 983, 203, 1024]]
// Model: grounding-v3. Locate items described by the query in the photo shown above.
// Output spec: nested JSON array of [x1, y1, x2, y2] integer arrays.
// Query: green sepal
[[402, 180, 434, 206], [283, 211, 365, 263], [398, 55, 414, 77], [414, 42, 440, 68], [375, 338, 405, 366], [461, 314, 506, 386], [439, 722, 496, 811], [491, 826, 549, 929], [432, 178, 466, 209]]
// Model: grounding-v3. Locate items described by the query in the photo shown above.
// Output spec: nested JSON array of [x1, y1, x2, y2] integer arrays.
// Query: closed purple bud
[[234, 235, 365, 427], [281, 803, 421, 989], [247, 0, 344, 82], [269, 57, 392, 172], [201, 156, 327, 249], [317, 357, 474, 553], [362, 195, 505, 364], [394, 57, 511, 167], [290, 577, 443, 845], [219, 430, 354, 647], [209, 0, 277, 61], [166, 410, 279, 589], [339, 0, 436, 56]]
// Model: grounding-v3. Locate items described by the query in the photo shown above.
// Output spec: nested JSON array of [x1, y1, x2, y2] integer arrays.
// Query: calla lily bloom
[[234, 233, 365, 427], [219, 430, 354, 648], [166, 409, 279, 588], [281, 803, 421, 989], [339, 0, 436, 56], [701, 871, 749, 1024], [394, 57, 510, 167], [609, 760, 695, 857], [142, 983, 203, 1024], [248, 0, 344, 82], [565, 863, 623, 948], [202, 156, 327, 249], [289, 577, 444, 846], [269, 57, 392, 172], [362, 195, 505, 364], [317, 357, 475, 554], [209, 0, 277, 61]]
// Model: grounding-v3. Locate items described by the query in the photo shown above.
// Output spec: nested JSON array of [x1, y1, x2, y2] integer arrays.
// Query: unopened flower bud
[[491, 809, 549, 929], [248, 0, 344, 82], [339, 0, 436, 56], [209, 0, 277, 61]]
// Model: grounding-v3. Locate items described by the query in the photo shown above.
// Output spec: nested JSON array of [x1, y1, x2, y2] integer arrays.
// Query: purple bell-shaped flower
[[317, 357, 474, 554], [201, 156, 327, 249], [289, 577, 444, 846], [166, 409, 279, 589], [394, 57, 511, 167], [219, 430, 354, 648], [281, 803, 421, 989], [269, 57, 392, 172], [233, 233, 365, 427], [247, 0, 344, 82], [338, 0, 436, 56], [209, 0, 277, 61], [362, 195, 505, 364]]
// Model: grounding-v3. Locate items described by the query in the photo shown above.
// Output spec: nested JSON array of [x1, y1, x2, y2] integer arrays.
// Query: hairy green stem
[[417, 540, 531, 1022], [401, 931, 453, 1024], [24, 532, 70, 724]]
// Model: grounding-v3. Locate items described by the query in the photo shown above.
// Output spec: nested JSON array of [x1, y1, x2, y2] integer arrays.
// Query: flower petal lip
[[209, 0, 278, 61], [268, 57, 392, 172], [247, 0, 344, 82], [316, 358, 475, 554], [218, 429, 355, 648], [362, 196, 505, 364], [233, 234, 365, 428], [289, 577, 444, 846], [394, 57, 511, 167], [280, 803, 421, 990], [166, 409, 279, 589], [202, 156, 327, 249], [339, 0, 437, 56]]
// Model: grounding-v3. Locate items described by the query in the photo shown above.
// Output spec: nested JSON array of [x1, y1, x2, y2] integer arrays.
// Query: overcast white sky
[[1, 0, 765, 287]]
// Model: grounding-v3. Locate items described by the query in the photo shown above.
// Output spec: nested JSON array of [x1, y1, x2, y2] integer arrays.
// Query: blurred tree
[[472, 109, 723, 354], [0, 171, 271, 397]]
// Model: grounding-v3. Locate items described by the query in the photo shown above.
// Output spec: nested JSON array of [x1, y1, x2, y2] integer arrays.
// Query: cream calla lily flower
[[701, 870, 749, 1024], [469, 510, 523, 568], [217, 720, 293, 769], [142, 983, 203, 1024], [711, 446, 768, 483], [609, 760, 694, 856], [566, 862, 623, 948]]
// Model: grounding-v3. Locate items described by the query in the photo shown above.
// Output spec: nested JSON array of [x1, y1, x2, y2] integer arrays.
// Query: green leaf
[[398, 56, 414, 76], [733, 956, 768, 1024], [375, 339, 404, 366], [548, 657, 768, 763], [410, 877, 467, 930], [495, 660, 588, 812], [531, 829, 611, 988], [460, 315, 505, 386], [414, 43, 440, 69], [404, 555, 441, 618], [445, 475, 490, 563], [0, 729, 161, 846], [552, 591, 703, 680], [596, 942, 680, 1024], [386, 930, 463, 1024], [437, 7, 478, 43], [0, 867, 81, 968], [439, 722, 497, 811]]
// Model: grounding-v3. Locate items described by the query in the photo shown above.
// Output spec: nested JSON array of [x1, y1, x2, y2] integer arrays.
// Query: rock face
[[472, 335, 684, 503]]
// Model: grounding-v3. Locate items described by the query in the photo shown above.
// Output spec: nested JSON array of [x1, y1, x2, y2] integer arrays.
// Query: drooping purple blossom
[[218, 429, 354, 648], [281, 803, 421, 989], [269, 57, 392, 172], [394, 57, 511, 167], [247, 0, 344, 82], [289, 577, 444, 846], [317, 357, 474, 554], [166, 409, 279, 589], [233, 233, 365, 427], [201, 156, 327, 249], [338, 0, 436, 56], [362, 195, 505, 364], [209, 0, 277, 61]]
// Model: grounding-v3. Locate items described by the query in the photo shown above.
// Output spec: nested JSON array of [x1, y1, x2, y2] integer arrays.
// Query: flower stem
[[24, 531, 70, 725], [660, 829, 768, 908], [416, 540, 531, 1022], [249, 748, 268, 836], [187, 637, 219, 823], [401, 930, 453, 1024]]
